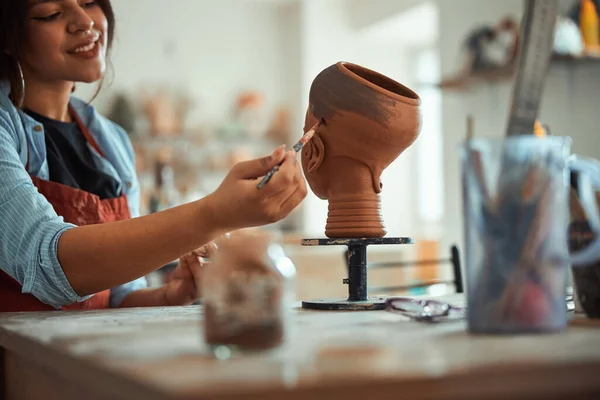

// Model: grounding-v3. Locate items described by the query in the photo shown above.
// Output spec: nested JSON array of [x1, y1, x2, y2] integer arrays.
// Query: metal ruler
[[505, 0, 559, 136]]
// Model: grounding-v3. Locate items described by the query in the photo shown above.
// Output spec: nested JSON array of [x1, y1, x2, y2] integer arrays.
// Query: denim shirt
[[0, 81, 147, 309]]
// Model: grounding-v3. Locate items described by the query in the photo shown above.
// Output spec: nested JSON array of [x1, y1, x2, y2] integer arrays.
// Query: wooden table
[[1, 294, 600, 400]]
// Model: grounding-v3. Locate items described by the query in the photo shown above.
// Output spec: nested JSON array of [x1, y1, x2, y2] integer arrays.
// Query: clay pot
[[301, 61, 422, 238]]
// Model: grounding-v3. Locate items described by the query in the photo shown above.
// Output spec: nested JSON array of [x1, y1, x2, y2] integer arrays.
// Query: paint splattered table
[[1, 294, 600, 399]]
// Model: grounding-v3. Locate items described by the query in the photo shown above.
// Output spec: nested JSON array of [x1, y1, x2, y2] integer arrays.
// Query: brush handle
[[256, 141, 307, 190], [256, 165, 281, 189]]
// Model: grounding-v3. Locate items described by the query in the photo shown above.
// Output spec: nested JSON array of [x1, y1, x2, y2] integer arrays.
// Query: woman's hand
[[207, 145, 308, 232], [162, 241, 218, 306]]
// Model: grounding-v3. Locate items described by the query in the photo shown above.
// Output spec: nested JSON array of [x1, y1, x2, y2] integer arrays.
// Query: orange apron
[[0, 106, 131, 312]]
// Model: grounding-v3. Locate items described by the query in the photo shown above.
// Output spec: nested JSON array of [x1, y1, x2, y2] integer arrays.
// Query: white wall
[[437, 0, 600, 255], [76, 0, 298, 131], [278, 1, 303, 142], [347, 0, 428, 29]]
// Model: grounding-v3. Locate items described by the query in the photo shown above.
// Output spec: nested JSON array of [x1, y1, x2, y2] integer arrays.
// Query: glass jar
[[200, 233, 296, 355]]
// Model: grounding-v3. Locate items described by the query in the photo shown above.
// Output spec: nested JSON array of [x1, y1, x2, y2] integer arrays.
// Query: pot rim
[[336, 61, 421, 106]]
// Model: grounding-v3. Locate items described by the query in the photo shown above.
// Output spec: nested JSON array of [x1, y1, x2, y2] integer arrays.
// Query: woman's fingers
[[274, 154, 307, 212], [189, 258, 206, 280], [190, 258, 209, 297], [177, 253, 195, 280], [192, 241, 218, 259], [234, 145, 286, 180], [213, 148, 307, 229], [262, 151, 306, 205], [255, 150, 297, 197], [267, 151, 297, 186], [278, 183, 308, 218], [184, 251, 210, 282]]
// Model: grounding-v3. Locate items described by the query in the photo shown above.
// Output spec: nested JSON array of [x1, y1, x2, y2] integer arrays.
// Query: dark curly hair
[[0, 0, 115, 107]]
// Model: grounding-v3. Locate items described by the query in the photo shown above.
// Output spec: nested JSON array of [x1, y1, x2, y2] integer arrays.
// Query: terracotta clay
[[301, 62, 422, 238]]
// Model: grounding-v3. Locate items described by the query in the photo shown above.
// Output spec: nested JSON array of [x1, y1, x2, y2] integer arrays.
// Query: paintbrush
[[256, 120, 323, 189]]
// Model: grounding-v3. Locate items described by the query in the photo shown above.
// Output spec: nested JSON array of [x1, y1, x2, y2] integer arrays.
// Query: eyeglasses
[[386, 295, 576, 323], [385, 297, 466, 322]]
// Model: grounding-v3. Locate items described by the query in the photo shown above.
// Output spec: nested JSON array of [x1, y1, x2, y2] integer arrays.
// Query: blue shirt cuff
[[109, 276, 149, 308], [23, 221, 92, 309]]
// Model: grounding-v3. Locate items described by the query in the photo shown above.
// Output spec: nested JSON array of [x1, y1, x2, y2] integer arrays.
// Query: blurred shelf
[[130, 132, 204, 143], [434, 53, 600, 91], [130, 132, 278, 147], [436, 64, 515, 91], [551, 53, 600, 66]]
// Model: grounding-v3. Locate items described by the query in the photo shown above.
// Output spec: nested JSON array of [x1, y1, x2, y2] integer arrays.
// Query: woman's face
[[23, 0, 108, 84]]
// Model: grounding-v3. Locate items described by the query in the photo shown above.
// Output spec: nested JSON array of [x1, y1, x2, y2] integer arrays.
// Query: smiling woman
[[0, 0, 114, 111], [0, 0, 308, 312]]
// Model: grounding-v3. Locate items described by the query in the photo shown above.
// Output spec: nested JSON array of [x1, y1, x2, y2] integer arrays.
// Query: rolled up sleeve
[[0, 117, 90, 308]]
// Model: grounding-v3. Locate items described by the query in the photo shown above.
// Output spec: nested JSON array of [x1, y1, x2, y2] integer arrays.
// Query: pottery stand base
[[300, 237, 413, 311]]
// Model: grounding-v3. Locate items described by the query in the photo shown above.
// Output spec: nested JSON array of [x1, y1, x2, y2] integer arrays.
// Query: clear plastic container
[[200, 233, 296, 355], [459, 136, 600, 333]]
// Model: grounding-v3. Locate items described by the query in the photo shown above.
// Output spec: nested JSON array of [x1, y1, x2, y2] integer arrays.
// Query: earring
[[16, 60, 25, 108]]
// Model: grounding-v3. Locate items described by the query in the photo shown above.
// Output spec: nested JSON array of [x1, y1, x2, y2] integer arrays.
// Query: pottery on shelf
[[301, 61, 422, 238], [139, 87, 194, 137]]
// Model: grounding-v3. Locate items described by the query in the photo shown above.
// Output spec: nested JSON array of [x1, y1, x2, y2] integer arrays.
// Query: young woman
[[0, 0, 307, 312]]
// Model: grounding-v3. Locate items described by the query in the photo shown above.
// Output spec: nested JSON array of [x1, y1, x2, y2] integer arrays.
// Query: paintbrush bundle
[[462, 136, 571, 333]]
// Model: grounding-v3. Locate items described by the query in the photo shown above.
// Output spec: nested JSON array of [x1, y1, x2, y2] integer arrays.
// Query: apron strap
[[68, 104, 106, 158]]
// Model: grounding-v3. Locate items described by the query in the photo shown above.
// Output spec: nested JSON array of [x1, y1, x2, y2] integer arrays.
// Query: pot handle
[[568, 155, 600, 266]]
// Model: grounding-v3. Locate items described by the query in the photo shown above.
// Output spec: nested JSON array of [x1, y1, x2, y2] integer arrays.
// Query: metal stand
[[300, 237, 413, 311]]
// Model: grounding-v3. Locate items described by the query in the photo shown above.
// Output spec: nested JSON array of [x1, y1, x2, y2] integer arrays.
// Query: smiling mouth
[[67, 32, 101, 54], [71, 41, 97, 53]]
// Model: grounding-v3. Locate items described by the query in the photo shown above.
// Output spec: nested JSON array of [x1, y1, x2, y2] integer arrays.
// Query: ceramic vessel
[[301, 61, 422, 238]]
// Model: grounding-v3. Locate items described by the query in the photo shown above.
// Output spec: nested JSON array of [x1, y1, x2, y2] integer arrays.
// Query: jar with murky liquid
[[200, 234, 296, 355]]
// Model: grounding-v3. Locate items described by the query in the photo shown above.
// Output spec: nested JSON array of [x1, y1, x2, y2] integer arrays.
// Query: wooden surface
[[1, 294, 600, 400]]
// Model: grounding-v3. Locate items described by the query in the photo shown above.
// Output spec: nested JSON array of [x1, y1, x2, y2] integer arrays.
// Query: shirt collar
[[69, 96, 95, 126]]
